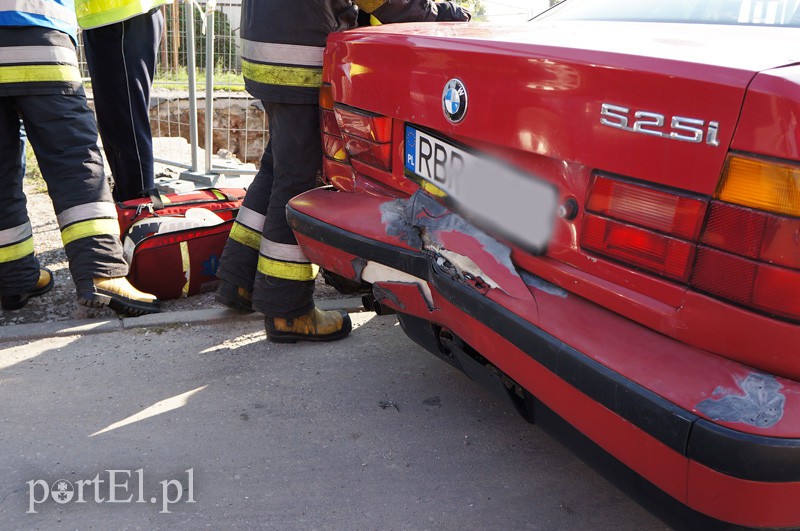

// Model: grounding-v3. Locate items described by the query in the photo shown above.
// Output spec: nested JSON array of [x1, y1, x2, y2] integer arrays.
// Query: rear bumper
[[288, 188, 800, 529]]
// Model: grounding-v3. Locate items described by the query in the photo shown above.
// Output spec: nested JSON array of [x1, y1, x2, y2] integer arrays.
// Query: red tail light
[[582, 175, 703, 281], [691, 199, 800, 320], [322, 132, 348, 162], [691, 154, 800, 321], [334, 105, 392, 171], [582, 160, 800, 323], [319, 84, 340, 136], [319, 83, 354, 190], [700, 201, 800, 268], [320, 108, 341, 136], [318, 85, 399, 194], [586, 176, 706, 240], [691, 247, 756, 305], [753, 265, 800, 321], [582, 214, 696, 282], [342, 135, 391, 171], [334, 105, 392, 142], [691, 247, 800, 322]]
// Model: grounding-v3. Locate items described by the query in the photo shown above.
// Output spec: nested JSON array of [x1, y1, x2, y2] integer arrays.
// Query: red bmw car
[[287, 0, 800, 527]]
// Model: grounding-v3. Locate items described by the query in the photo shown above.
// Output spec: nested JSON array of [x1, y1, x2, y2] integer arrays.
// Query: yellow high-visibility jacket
[[75, 0, 171, 29]]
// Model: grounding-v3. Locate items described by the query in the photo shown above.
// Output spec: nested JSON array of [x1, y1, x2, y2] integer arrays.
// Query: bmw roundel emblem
[[442, 78, 467, 123]]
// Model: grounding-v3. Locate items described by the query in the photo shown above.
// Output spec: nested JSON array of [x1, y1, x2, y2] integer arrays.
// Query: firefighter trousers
[[0, 91, 128, 296], [217, 101, 321, 318], [83, 8, 163, 202]]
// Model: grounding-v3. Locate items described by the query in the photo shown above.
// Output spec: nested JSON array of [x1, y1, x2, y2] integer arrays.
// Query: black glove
[[435, 1, 472, 21]]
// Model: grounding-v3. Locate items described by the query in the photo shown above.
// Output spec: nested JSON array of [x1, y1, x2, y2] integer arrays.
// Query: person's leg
[[0, 98, 45, 306], [252, 102, 350, 342], [251, 102, 319, 318], [215, 136, 275, 310], [18, 90, 159, 315], [83, 8, 163, 201]]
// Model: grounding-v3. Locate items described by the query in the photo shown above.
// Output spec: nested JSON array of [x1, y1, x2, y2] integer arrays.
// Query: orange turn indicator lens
[[718, 154, 800, 217], [319, 84, 334, 110]]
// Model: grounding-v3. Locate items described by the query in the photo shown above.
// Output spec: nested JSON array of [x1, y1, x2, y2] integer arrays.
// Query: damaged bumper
[[287, 187, 800, 529]]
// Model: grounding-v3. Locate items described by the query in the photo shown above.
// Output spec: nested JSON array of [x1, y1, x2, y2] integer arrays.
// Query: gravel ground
[[0, 181, 343, 328]]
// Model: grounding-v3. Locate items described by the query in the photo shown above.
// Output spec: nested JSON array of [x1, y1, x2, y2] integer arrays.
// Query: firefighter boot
[[215, 280, 254, 312], [77, 277, 161, 317], [265, 307, 352, 343], [1, 268, 54, 311]]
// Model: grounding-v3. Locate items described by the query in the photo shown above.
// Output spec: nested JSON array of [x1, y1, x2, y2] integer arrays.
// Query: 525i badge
[[600, 103, 720, 146]]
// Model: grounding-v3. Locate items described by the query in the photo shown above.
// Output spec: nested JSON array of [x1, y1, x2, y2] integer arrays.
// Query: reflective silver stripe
[[0, 221, 32, 246], [235, 205, 266, 233], [0, 45, 78, 66], [259, 239, 310, 263], [0, 0, 78, 26], [240, 39, 323, 67], [56, 202, 118, 228]]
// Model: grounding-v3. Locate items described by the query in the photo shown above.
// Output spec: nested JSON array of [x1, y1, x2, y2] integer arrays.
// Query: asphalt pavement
[[0, 300, 669, 530]]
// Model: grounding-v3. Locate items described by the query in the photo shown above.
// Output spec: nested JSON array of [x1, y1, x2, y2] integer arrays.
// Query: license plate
[[404, 125, 557, 252]]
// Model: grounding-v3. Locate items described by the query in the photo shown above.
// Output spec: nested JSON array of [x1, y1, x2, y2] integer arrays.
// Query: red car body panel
[[288, 15, 800, 529], [733, 64, 800, 159]]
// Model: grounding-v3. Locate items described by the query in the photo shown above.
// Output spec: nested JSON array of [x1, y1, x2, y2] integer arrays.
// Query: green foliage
[[178, 5, 238, 72]]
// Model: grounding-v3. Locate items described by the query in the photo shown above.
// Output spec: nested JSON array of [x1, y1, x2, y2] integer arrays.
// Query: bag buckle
[[135, 203, 156, 217]]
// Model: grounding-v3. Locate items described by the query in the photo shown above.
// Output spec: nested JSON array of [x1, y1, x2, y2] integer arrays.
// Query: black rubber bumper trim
[[688, 419, 800, 483], [288, 206, 430, 280], [288, 205, 800, 483]]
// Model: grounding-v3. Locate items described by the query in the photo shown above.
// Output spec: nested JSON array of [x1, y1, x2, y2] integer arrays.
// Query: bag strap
[[149, 189, 165, 210]]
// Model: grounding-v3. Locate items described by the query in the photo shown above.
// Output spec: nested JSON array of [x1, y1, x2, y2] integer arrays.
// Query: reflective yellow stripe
[[355, 0, 385, 12], [180, 241, 190, 297], [0, 64, 81, 84], [0, 237, 34, 264], [370, 15, 382, 25], [257, 256, 319, 281], [75, 0, 170, 29], [61, 218, 120, 246], [242, 59, 322, 89], [211, 189, 225, 200], [229, 222, 261, 251]]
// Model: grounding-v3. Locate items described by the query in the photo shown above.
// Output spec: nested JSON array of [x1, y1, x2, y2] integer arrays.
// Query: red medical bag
[[116, 188, 246, 299]]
